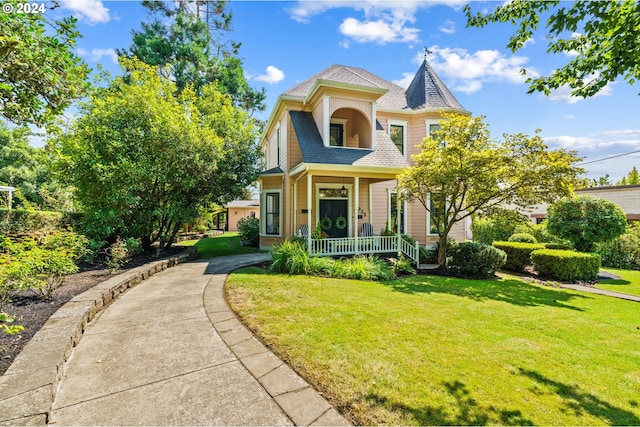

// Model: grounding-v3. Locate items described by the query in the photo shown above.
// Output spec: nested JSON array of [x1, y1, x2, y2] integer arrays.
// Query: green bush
[[531, 249, 601, 282], [237, 216, 259, 247], [448, 242, 506, 279], [508, 233, 537, 243], [330, 255, 394, 281], [472, 209, 530, 245], [595, 222, 640, 270], [40, 229, 91, 262], [270, 241, 309, 275], [493, 241, 546, 272], [308, 256, 334, 276], [0, 209, 82, 234], [389, 254, 416, 276], [105, 237, 141, 273]]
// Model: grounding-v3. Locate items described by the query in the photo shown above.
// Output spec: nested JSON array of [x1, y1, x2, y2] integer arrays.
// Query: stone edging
[[0, 247, 198, 426]]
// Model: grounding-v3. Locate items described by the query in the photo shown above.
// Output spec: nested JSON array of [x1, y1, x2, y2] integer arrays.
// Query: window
[[389, 191, 406, 234], [329, 123, 344, 146], [388, 120, 407, 155], [265, 192, 280, 235], [428, 193, 445, 236], [428, 123, 440, 136]]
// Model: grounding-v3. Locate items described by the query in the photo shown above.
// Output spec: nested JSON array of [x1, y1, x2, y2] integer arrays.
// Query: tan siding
[[576, 187, 640, 215], [370, 181, 395, 234], [227, 207, 259, 232], [312, 102, 324, 143], [407, 200, 427, 244], [329, 97, 372, 127], [288, 118, 302, 167]]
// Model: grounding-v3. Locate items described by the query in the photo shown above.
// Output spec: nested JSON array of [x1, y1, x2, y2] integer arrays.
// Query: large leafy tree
[[547, 196, 627, 252], [56, 58, 259, 250], [119, 0, 265, 115], [0, 0, 89, 125], [617, 166, 639, 185], [398, 113, 584, 266], [465, 0, 640, 98]]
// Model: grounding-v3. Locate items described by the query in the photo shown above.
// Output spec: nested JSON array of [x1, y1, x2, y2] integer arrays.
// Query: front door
[[319, 199, 349, 238]]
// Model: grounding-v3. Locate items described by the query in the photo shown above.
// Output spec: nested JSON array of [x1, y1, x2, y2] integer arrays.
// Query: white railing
[[310, 235, 420, 263]]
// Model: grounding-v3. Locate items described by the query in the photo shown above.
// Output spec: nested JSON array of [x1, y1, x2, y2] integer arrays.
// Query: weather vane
[[423, 46, 433, 61]]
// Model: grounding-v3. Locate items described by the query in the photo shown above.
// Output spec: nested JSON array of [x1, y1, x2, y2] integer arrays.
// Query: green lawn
[[599, 268, 640, 297], [226, 269, 640, 426], [177, 232, 260, 258]]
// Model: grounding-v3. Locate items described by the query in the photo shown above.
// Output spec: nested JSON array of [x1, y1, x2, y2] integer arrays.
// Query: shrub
[[105, 237, 141, 273], [544, 243, 573, 250], [270, 241, 309, 274], [492, 241, 546, 272], [330, 255, 395, 281], [308, 256, 334, 276], [508, 233, 537, 243], [419, 245, 437, 264], [448, 242, 506, 279], [237, 216, 259, 247], [547, 196, 627, 252], [513, 220, 562, 244], [389, 254, 416, 276], [596, 239, 636, 269], [471, 209, 530, 245], [40, 229, 91, 262], [531, 249, 601, 282]]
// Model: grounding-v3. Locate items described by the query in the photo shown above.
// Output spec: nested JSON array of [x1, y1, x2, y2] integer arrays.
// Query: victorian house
[[258, 60, 470, 261]]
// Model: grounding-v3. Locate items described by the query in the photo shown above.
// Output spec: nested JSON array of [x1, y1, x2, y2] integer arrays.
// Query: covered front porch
[[290, 164, 419, 263]]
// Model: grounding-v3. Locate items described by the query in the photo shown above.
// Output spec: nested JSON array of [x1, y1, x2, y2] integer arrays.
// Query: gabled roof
[[260, 166, 284, 175], [225, 200, 260, 209], [283, 64, 407, 110], [281, 62, 466, 112], [289, 111, 408, 168], [405, 60, 465, 110]]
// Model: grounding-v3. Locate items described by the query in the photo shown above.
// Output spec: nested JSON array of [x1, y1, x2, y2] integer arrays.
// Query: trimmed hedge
[[0, 209, 82, 234], [492, 241, 545, 272], [508, 233, 537, 243], [531, 249, 601, 282], [448, 242, 506, 279]]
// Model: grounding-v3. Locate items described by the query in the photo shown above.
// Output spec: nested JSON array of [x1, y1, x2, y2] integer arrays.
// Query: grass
[[226, 269, 640, 426], [599, 268, 640, 297], [177, 232, 260, 258]]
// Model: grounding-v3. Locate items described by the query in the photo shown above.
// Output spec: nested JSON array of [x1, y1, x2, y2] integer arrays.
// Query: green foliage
[[106, 237, 141, 273], [0, 235, 79, 301], [237, 216, 259, 247], [492, 241, 546, 272], [308, 256, 334, 276], [419, 245, 437, 264], [270, 241, 309, 275], [616, 166, 640, 186], [331, 255, 395, 281], [508, 233, 537, 244], [472, 209, 531, 245], [399, 113, 583, 266], [595, 222, 640, 270], [547, 196, 628, 252], [56, 58, 259, 251], [120, 1, 265, 114], [389, 254, 416, 277], [1, 311, 24, 335], [466, 0, 640, 99], [0, 209, 63, 234], [448, 242, 507, 279], [0, 0, 89, 125], [513, 220, 564, 244], [531, 249, 601, 282]]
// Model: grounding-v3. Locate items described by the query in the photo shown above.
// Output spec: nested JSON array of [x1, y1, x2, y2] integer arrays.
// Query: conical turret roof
[[405, 60, 465, 110]]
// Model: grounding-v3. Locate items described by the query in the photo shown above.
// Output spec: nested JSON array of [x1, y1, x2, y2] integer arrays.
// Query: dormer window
[[329, 118, 347, 147]]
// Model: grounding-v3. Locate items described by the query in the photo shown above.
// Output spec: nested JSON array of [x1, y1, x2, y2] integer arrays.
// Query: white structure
[[0, 185, 15, 210]]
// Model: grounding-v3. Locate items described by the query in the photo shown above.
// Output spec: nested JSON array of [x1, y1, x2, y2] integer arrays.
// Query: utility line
[[578, 149, 640, 166]]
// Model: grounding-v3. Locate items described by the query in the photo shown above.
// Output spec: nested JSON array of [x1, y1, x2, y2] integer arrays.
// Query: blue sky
[[50, 0, 640, 182]]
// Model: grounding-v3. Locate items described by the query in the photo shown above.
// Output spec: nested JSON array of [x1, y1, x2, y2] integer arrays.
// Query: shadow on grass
[[518, 368, 640, 425], [384, 276, 590, 310], [598, 279, 632, 287], [366, 380, 534, 426]]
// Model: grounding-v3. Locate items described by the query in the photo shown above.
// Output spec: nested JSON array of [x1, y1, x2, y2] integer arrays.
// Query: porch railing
[[310, 235, 420, 263]]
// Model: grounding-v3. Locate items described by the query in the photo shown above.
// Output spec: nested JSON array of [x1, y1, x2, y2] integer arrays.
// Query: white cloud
[[408, 46, 539, 93], [544, 135, 595, 149], [254, 66, 286, 85], [564, 115, 576, 120], [392, 72, 415, 89], [77, 48, 118, 64], [548, 74, 614, 104], [60, 0, 110, 24], [339, 17, 419, 44], [439, 20, 456, 35], [545, 129, 640, 151]]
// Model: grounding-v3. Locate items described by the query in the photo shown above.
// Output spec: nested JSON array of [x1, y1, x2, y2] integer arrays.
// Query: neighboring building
[[225, 200, 260, 231], [258, 61, 470, 259], [523, 185, 640, 223]]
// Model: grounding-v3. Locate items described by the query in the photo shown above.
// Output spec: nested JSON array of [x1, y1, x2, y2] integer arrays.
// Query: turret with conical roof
[[405, 59, 465, 110]]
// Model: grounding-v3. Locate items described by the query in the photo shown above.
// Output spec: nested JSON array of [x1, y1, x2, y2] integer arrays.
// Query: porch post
[[293, 182, 298, 235], [307, 174, 312, 254], [354, 176, 359, 254], [396, 180, 401, 254]]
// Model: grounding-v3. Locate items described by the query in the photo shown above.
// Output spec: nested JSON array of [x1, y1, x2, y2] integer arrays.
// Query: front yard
[[226, 269, 640, 426], [599, 268, 640, 297]]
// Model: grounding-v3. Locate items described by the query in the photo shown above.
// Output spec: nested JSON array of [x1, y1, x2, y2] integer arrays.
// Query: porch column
[[396, 179, 401, 254], [307, 174, 313, 253], [293, 182, 298, 235], [354, 176, 359, 254]]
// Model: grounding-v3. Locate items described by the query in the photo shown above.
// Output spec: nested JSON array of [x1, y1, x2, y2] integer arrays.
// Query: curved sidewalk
[[48, 254, 349, 426]]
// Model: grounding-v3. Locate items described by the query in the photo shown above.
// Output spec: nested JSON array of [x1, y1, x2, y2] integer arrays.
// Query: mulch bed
[[0, 247, 185, 376]]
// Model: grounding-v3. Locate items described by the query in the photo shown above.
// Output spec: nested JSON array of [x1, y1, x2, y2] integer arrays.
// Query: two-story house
[[259, 60, 470, 260]]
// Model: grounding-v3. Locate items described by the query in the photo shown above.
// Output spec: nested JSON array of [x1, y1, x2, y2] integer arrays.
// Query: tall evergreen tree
[[118, 0, 265, 115]]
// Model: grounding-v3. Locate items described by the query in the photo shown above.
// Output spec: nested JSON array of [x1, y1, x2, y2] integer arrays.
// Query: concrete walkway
[[560, 283, 640, 302], [48, 254, 349, 426]]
